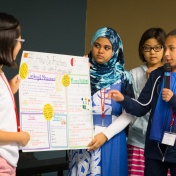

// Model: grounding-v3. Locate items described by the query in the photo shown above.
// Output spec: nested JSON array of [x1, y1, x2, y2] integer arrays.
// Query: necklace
[[100, 88, 106, 126]]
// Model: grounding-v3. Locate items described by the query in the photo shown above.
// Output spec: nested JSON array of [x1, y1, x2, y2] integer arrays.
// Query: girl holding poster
[[0, 12, 30, 175], [68, 27, 134, 176]]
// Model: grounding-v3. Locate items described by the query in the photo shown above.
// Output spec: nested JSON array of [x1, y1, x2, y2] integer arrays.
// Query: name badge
[[162, 132, 176, 146]]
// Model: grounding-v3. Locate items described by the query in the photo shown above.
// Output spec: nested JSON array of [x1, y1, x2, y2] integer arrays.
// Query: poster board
[[19, 51, 93, 152]]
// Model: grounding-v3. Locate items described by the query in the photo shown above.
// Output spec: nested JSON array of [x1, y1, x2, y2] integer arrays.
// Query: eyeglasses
[[142, 45, 163, 52], [16, 38, 25, 46]]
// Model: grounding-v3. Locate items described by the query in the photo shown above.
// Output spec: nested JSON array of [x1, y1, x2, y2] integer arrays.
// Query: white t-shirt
[[0, 73, 19, 167]]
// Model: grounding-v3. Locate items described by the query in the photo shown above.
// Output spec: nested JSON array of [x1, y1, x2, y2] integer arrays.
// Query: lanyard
[[0, 74, 20, 132], [100, 88, 106, 126], [170, 110, 176, 131]]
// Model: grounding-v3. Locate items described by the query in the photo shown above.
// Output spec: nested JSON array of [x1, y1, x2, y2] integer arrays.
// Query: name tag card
[[162, 132, 176, 146]]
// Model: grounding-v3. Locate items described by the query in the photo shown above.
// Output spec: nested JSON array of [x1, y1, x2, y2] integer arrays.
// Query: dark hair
[[166, 29, 176, 37], [0, 12, 20, 67], [138, 28, 166, 62]]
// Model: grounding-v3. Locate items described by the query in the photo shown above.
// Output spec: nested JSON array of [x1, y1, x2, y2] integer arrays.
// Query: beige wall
[[85, 0, 176, 70]]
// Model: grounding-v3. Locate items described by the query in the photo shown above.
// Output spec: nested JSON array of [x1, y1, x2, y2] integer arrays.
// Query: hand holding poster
[[19, 51, 93, 152]]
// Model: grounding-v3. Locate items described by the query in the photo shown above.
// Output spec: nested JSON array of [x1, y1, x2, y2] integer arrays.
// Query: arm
[[107, 70, 160, 117], [9, 74, 20, 94], [108, 89, 151, 117], [102, 110, 133, 139], [87, 110, 133, 151], [162, 88, 176, 112], [0, 130, 30, 146], [107, 90, 140, 115]]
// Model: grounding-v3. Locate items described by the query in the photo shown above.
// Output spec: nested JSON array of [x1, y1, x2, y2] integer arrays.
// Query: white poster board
[[19, 51, 93, 152]]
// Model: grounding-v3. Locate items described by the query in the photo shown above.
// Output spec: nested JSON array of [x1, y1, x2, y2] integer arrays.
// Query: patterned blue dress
[[68, 79, 132, 176], [68, 27, 134, 176]]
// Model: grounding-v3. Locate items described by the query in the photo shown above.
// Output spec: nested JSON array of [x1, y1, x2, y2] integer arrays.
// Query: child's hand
[[108, 90, 124, 102], [87, 132, 107, 151], [9, 74, 20, 94], [162, 88, 173, 102], [18, 131, 30, 146]]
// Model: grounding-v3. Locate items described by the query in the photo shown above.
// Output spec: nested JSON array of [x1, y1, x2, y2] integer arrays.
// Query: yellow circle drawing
[[62, 74, 70, 87], [43, 104, 54, 121], [19, 63, 28, 80]]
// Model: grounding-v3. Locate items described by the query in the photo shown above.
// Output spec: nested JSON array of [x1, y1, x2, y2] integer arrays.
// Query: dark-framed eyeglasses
[[16, 38, 25, 46], [142, 45, 163, 52]]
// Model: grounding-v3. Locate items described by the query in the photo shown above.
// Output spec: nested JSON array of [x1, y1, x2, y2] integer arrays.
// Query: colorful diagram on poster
[[81, 97, 91, 110], [19, 63, 28, 79], [62, 74, 70, 87], [19, 51, 92, 152], [70, 58, 76, 66], [43, 104, 54, 121]]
